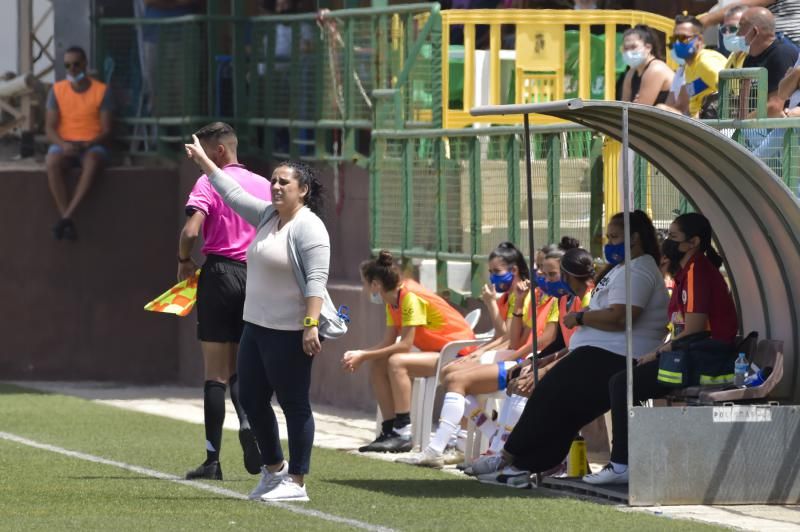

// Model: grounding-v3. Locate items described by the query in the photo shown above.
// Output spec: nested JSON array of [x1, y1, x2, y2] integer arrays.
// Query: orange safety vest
[[386, 280, 476, 354], [523, 288, 557, 345], [53, 79, 107, 142], [558, 285, 593, 348]]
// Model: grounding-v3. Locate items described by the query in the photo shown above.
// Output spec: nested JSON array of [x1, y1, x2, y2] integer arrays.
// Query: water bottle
[[567, 434, 588, 477], [734, 352, 749, 387]]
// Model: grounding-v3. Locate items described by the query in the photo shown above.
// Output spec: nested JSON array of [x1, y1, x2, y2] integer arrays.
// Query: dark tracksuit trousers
[[237, 322, 314, 475], [504, 346, 671, 472]]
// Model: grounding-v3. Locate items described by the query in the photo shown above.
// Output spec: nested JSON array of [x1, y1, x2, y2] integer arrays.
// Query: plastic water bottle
[[734, 352, 749, 387]]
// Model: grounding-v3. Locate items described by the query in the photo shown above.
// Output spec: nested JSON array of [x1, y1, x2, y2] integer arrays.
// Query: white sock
[[610, 461, 628, 473], [465, 395, 497, 438], [428, 392, 466, 454], [488, 395, 527, 453]]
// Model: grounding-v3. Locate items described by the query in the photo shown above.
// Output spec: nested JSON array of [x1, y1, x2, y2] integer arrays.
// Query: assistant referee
[[177, 122, 271, 480]]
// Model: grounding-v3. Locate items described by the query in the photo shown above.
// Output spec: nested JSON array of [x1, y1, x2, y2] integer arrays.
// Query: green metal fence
[[371, 118, 800, 299], [96, 4, 441, 159], [370, 123, 603, 298], [95, 6, 800, 302]]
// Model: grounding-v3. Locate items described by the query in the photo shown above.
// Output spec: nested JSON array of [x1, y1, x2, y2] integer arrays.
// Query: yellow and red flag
[[144, 271, 200, 317]]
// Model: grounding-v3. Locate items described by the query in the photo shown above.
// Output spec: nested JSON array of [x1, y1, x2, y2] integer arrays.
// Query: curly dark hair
[[275, 160, 324, 216]]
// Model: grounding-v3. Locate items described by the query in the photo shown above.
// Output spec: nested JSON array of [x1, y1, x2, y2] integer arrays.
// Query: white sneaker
[[395, 448, 445, 469], [477, 465, 533, 488], [260, 477, 310, 502], [582, 463, 629, 485], [467, 453, 505, 477], [248, 461, 288, 500]]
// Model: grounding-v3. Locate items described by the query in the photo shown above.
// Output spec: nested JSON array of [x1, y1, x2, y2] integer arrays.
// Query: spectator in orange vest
[[45, 46, 113, 241]]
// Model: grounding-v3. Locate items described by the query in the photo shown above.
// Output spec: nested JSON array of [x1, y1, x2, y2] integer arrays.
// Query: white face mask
[[622, 49, 647, 68], [66, 72, 86, 83], [369, 292, 384, 305], [723, 33, 750, 54]]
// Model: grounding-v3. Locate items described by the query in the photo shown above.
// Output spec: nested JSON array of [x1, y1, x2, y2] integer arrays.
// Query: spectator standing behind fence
[[702, 0, 800, 46], [185, 136, 336, 503], [620, 25, 674, 106], [659, 14, 727, 119], [45, 46, 112, 241], [739, 7, 799, 117], [721, 6, 750, 68], [178, 123, 270, 481], [135, 0, 201, 115]]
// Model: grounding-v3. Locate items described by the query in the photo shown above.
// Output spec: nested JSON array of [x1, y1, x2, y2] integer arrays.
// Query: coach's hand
[[184, 134, 218, 176], [303, 326, 322, 357]]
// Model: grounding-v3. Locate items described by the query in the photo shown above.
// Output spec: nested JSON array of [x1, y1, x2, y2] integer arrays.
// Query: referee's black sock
[[381, 419, 395, 436], [204, 380, 227, 464], [228, 373, 250, 430]]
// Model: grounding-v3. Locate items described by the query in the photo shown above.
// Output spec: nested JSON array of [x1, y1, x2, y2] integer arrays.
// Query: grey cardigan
[[209, 168, 347, 338]]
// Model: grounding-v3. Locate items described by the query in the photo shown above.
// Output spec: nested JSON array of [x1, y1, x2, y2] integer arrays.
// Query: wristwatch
[[575, 312, 585, 326], [303, 316, 319, 328]]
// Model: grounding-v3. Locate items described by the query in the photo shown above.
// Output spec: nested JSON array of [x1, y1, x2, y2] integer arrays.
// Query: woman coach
[[186, 134, 342, 503]]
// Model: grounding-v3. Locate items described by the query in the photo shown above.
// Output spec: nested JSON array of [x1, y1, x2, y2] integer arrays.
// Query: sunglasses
[[720, 24, 739, 35], [668, 34, 697, 45], [64, 62, 83, 69]]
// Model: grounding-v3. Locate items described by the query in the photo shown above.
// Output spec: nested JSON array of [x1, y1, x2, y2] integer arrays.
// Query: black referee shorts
[[196, 254, 247, 343]]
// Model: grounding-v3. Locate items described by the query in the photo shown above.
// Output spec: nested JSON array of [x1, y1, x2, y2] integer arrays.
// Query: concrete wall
[[0, 164, 179, 381], [0, 158, 468, 413]]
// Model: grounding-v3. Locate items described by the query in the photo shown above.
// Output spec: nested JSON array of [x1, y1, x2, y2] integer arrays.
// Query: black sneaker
[[185, 461, 223, 480], [239, 428, 262, 475], [358, 432, 391, 453], [376, 433, 413, 453]]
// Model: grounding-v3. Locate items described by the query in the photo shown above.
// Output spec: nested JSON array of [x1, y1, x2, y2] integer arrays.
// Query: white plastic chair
[[464, 308, 482, 330], [412, 338, 488, 450]]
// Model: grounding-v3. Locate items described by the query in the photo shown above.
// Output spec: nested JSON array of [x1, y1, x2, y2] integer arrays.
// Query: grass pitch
[[0, 383, 723, 531]]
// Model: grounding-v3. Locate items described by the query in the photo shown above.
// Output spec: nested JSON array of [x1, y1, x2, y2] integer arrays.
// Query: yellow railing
[[441, 9, 676, 128]]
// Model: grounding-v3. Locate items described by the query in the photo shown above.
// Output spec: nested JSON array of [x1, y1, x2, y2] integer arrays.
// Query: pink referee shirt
[[185, 163, 271, 262]]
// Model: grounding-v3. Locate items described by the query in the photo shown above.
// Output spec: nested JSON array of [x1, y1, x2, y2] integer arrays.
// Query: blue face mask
[[369, 292, 384, 305], [534, 274, 548, 292], [670, 46, 686, 66], [489, 271, 514, 293], [672, 38, 697, 60], [544, 279, 574, 298], [604, 242, 625, 266]]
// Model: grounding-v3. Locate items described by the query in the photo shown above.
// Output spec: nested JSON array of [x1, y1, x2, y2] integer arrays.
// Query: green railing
[[96, 6, 800, 304], [718, 68, 769, 120], [95, 4, 441, 160], [372, 118, 800, 300]]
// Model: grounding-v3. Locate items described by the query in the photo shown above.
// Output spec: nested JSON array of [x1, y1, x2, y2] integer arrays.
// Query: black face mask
[[662, 239, 686, 264]]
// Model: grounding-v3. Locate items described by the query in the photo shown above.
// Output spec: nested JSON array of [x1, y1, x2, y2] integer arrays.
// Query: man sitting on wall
[[45, 46, 113, 241]]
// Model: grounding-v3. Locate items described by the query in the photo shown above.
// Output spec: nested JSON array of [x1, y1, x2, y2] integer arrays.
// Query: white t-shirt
[[244, 216, 306, 331], [569, 255, 669, 357]]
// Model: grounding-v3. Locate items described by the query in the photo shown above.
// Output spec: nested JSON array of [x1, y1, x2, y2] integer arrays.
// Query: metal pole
[[523, 111, 540, 486], [622, 105, 634, 415], [523, 113, 539, 375]]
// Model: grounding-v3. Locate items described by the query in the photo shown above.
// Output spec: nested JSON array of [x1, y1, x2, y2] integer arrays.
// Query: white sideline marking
[[0, 431, 393, 532]]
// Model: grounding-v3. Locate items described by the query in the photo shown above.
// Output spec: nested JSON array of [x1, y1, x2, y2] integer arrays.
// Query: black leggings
[[505, 346, 625, 473], [608, 359, 670, 464], [237, 323, 314, 475]]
